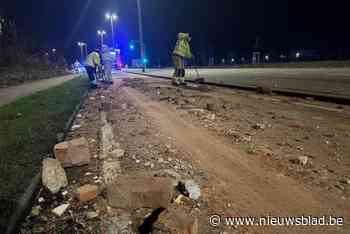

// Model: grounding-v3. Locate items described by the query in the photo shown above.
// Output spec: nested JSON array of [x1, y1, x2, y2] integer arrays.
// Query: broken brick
[[76, 184, 99, 203]]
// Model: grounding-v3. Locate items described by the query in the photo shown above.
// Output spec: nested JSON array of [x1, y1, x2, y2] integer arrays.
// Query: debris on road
[[42, 158, 68, 194], [107, 175, 174, 209], [153, 206, 198, 234], [54, 137, 91, 167], [184, 180, 201, 200], [290, 156, 309, 166], [86, 211, 99, 219], [51, 203, 70, 217], [253, 123, 266, 130], [22, 76, 350, 234], [75, 184, 99, 203]]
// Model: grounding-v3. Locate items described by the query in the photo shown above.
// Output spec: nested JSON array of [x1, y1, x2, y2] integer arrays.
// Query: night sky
[[1, 0, 350, 64]]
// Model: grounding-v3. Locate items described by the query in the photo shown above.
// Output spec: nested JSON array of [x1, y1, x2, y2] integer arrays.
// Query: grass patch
[[0, 76, 88, 228]]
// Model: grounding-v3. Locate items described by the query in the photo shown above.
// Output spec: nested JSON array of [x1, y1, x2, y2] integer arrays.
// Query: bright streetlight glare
[[97, 30, 106, 35], [106, 13, 117, 21]]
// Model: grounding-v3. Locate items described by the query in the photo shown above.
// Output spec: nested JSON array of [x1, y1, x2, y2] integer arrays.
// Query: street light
[[77, 42, 87, 61], [265, 55, 270, 62], [105, 12, 117, 47], [137, 0, 146, 72], [78, 42, 84, 60], [97, 30, 106, 46]]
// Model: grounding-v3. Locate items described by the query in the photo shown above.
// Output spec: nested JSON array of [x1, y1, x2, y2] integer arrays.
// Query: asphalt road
[[127, 68, 350, 100]]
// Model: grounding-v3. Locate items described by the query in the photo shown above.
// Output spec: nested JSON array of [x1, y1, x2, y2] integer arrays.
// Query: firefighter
[[172, 33, 193, 85], [85, 49, 101, 88]]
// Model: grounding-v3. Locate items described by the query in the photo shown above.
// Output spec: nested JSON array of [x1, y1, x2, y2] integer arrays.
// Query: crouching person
[[85, 49, 101, 89]]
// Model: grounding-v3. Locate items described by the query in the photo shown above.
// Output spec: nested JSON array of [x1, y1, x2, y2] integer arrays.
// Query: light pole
[[105, 13, 117, 47], [78, 42, 84, 61], [137, 0, 146, 72], [97, 30, 106, 47], [84, 43, 88, 58]]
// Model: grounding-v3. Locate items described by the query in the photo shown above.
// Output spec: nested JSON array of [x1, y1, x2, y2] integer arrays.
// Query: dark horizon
[[1, 0, 350, 64]]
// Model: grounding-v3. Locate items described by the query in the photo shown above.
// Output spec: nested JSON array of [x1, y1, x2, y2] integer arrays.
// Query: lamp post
[[78, 42, 84, 61], [84, 43, 88, 58], [137, 0, 146, 72], [97, 30, 106, 46], [105, 13, 117, 47]]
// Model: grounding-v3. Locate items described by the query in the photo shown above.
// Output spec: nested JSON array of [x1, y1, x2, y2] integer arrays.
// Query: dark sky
[[1, 0, 350, 63]]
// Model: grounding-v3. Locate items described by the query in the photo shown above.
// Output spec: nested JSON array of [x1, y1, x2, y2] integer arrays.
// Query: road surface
[[127, 68, 350, 100], [0, 74, 78, 107]]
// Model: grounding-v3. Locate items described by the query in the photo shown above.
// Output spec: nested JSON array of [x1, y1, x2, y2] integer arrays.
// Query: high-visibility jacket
[[173, 33, 192, 59], [85, 51, 101, 68]]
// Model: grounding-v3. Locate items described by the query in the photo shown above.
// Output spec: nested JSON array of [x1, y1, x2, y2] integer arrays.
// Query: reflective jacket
[[173, 33, 192, 59], [85, 51, 101, 68]]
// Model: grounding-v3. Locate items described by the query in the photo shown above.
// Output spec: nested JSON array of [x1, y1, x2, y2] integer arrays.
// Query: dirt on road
[[22, 73, 350, 234], [119, 75, 350, 233]]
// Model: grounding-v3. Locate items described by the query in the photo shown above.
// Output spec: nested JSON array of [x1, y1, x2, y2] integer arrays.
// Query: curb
[[5, 90, 89, 234], [127, 71, 350, 105]]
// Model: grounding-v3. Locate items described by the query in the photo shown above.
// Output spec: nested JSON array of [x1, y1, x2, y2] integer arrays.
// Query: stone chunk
[[107, 175, 173, 209], [54, 137, 91, 168], [42, 158, 68, 194], [52, 204, 70, 217], [153, 207, 198, 234]]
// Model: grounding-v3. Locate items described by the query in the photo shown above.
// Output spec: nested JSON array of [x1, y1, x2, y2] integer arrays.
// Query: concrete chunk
[[153, 207, 198, 234], [107, 175, 173, 209], [52, 204, 70, 217], [54, 137, 91, 168], [42, 158, 68, 194]]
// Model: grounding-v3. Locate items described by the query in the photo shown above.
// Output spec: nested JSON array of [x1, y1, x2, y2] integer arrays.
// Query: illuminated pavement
[[127, 68, 350, 100], [0, 74, 77, 107]]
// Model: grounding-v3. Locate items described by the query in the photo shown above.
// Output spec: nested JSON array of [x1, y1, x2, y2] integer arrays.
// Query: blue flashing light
[[129, 44, 135, 50], [142, 58, 148, 64]]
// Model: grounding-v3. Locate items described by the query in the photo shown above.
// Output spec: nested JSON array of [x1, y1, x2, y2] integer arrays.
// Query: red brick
[[76, 184, 99, 203]]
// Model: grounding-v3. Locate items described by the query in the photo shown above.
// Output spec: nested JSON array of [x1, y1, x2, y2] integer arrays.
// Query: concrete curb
[[127, 71, 350, 105], [5, 90, 88, 234]]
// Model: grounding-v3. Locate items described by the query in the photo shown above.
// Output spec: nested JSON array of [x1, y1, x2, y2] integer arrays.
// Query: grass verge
[[0, 76, 88, 230]]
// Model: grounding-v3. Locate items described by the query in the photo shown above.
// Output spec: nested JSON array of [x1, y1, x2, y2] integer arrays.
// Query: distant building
[[252, 37, 262, 64]]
